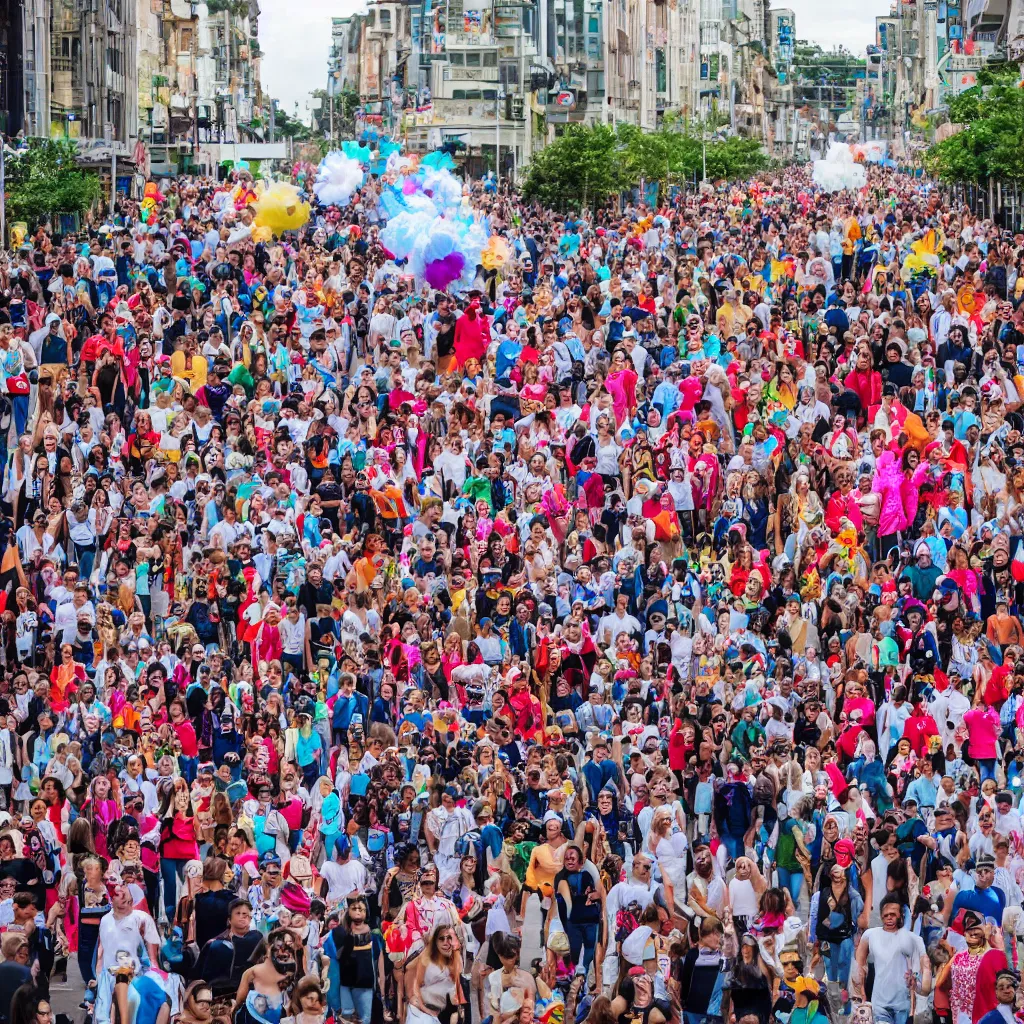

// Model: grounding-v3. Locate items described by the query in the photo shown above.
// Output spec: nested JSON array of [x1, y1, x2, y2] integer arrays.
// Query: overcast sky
[[257, 0, 890, 118]]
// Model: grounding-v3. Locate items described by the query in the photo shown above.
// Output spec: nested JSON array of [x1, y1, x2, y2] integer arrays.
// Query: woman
[[483, 932, 536, 1024], [280, 978, 326, 1024], [522, 813, 569, 930], [177, 981, 216, 1024], [326, 897, 383, 1024], [233, 928, 299, 1024], [730, 934, 774, 1024], [158, 778, 200, 922], [554, 844, 604, 984], [75, 855, 111, 995], [10, 984, 53, 1024], [406, 923, 465, 1024], [82, 775, 121, 860], [809, 864, 862, 1012]]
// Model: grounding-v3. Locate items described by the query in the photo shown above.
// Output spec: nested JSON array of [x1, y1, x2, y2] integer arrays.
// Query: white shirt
[[319, 859, 369, 902], [98, 908, 160, 973]]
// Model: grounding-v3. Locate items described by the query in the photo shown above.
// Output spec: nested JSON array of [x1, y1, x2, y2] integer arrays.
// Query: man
[[678, 917, 728, 1024], [947, 853, 1007, 924], [854, 894, 931, 1024], [603, 854, 656, 994], [251, 854, 283, 932], [193, 898, 261, 995], [319, 834, 369, 904], [977, 970, 1019, 1024], [94, 882, 160, 1024]]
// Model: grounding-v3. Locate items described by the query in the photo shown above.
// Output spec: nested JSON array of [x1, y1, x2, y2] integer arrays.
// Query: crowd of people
[[0, 154, 1016, 1024]]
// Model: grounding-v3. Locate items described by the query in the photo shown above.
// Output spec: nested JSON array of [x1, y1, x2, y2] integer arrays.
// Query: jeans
[[338, 986, 374, 1023], [178, 755, 198, 784], [776, 866, 803, 903], [78, 921, 100, 988], [872, 1008, 909, 1024], [563, 920, 599, 977], [161, 856, 186, 919], [721, 834, 744, 860], [76, 543, 97, 580], [825, 936, 854, 1005], [977, 757, 997, 783], [11, 395, 27, 437]]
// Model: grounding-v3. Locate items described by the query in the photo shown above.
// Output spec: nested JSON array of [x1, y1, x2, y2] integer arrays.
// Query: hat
[[833, 838, 856, 867], [825, 762, 849, 802], [976, 852, 996, 870], [792, 976, 821, 998]]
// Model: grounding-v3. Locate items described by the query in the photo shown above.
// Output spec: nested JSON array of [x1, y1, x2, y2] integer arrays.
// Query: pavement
[[49, 954, 85, 1022]]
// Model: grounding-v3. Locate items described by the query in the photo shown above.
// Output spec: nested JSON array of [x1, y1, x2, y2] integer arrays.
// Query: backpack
[[615, 900, 642, 943]]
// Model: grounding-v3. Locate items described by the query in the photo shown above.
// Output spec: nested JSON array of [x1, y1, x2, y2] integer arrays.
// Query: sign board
[[947, 53, 983, 68]]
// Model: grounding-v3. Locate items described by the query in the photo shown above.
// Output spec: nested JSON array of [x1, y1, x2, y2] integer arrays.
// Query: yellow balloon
[[253, 182, 310, 236], [480, 236, 511, 271], [252, 225, 273, 244]]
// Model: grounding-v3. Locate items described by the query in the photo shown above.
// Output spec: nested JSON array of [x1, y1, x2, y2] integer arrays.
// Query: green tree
[[5, 138, 101, 227], [926, 66, 1024, 183], [521, 121, 766, 207], [521, 123, 625, 208]]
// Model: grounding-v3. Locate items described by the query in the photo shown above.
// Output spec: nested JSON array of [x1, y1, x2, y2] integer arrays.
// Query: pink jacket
[[874, 451, 928, 537]]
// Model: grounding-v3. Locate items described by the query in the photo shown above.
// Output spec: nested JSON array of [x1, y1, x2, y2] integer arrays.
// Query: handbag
[[367, 826, 389, 852]]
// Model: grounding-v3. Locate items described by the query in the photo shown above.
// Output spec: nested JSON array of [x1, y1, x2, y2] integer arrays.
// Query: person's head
[[184, 982, 214, 1023], [995, 971, 1018, 1007], [425, 923, 459, 964], [1, 933, 29, 965], [288, 977, 325, 1018], [491, 931, 521, 967], [879, 893, 903, 931], [11, 983, 50, 1024], [698, 916, 724, 951], [227, 898, 252, 935]]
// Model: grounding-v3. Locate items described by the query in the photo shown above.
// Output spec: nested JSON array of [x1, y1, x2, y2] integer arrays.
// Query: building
[[336, 0, 702, 179], [22, 0, 137, 150]]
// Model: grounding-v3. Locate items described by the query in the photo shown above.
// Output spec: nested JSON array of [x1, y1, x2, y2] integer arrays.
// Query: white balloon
[[313, 151, 365, 208]]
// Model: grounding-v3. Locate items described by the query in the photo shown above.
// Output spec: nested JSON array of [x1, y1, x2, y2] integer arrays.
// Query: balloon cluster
[[377, 151, 489, 291], [811, 142, 867, 193], [140, 182, 164, 226]]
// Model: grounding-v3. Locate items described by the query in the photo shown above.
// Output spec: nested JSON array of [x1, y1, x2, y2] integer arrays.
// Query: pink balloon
[[424, 252, 465, 289], [402, 179, 419, 195]]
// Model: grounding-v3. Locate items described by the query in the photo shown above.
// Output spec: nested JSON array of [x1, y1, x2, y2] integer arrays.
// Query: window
[[483, 51, 497, 66], [466, 50, 481, 66], [656, 48, 666, 91], [380, 8, 391, 30], [482, 89, 497, 100], [589, 14, 599, 31], [453, 89, 467, 99], [449, 51, 465, 64], [466, 88, 483, 98]]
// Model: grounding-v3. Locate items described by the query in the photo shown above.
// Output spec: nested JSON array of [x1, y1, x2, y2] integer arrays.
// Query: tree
[[5, 138, 101, 227], [520, 121, 767, 208], [926, 65, 1024, 183]]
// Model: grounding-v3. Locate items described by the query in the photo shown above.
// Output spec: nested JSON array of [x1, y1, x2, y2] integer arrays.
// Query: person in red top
[[158, 777, 200, 922], [903, 702, 940, 756], [169, 697, 200, 782]]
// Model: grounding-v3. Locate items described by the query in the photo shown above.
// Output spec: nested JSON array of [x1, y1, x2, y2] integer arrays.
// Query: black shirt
[[192, 888, 236, 951]]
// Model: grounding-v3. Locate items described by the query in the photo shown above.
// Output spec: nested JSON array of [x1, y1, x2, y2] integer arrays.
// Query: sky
[[258, 0, 365, 120], [257, 0, 889, 118]]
